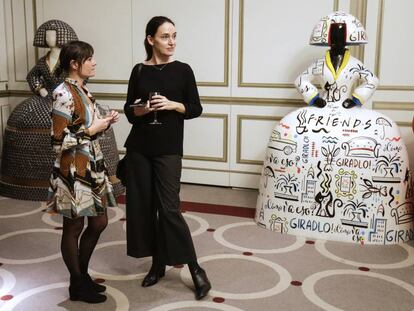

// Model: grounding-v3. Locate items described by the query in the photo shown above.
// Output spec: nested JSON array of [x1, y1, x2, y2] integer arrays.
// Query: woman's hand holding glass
[[131, 95, 185, 118], [150, 94, 179, 111], [108, 110, 120, 124], [88, 105, 119, 136], [150, 95, 186, 114], [87, 115, 111, 136]]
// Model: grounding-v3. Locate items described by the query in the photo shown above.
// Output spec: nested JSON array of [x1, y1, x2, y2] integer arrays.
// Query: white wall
[[365, 0, 414, 178], [0, 0, 9, 157], [3, 0, 414, 188], [0, 0, 8, 91], [0, 97, 9, 155]]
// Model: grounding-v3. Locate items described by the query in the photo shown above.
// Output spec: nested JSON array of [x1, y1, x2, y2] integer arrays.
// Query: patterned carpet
[[0, 195, 413, 310]]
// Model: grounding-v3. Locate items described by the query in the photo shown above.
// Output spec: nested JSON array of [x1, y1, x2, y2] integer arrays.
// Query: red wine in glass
[[149, 91, 162, 125]]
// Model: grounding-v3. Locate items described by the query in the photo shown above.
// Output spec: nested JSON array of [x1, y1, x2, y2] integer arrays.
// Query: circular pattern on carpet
[[0, 269, 16, 298], [315, 240, 414, 269], [148, 300, 244, 311], [0, 202, 44, 219], [182, 213, 209, 237], [88, 240, 172, 281], [0, 229, 62, 264], [302, 269, 414, 311], [214, 221, 306, 253], [0, 282, 129, 311], [180, 254, 291, 299]]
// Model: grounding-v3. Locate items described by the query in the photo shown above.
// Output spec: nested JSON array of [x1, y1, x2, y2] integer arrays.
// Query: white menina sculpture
[[255, 12, 414, 245]]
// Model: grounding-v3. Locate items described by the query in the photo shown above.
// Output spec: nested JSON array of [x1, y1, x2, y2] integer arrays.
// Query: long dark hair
[[59, 40, 94, 73], [144, 16, 175, 61]]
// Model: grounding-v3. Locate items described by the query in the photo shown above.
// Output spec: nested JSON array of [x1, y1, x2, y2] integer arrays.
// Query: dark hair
[[59, 40, 94, 73], [144, 16, 175, 61]]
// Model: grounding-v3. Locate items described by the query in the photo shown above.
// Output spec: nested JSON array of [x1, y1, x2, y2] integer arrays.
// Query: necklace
[[152, 63, 168, 71]]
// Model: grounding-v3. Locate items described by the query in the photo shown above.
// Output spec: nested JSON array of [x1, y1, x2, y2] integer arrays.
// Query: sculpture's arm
[[26, 64, 45, 95], [295, 60, 322, 105], [352, 64, 379, 106]]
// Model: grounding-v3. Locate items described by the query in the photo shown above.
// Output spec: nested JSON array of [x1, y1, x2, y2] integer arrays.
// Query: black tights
[[61, 213, 108, 278]]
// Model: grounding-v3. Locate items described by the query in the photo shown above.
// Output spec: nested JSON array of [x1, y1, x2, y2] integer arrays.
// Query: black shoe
[[190, 267, 211, 300], [84, 273, 106, 293], [69, 276, 107, 304], [311, 98, 327, 108], [141, 264, 166, 287], [342, 98, 358, 109]]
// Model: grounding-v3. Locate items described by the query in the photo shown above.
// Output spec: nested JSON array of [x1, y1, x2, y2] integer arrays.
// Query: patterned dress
[[47, 78, 117, 218]]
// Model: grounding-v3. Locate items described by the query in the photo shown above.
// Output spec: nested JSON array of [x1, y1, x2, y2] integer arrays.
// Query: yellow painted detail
[[352, 93, 364, 105], [307, 91, 319, 104], [325, 49, 350, 81]]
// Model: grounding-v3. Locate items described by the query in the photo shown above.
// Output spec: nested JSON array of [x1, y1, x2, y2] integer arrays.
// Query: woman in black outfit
[[123, 16, 211, 300]]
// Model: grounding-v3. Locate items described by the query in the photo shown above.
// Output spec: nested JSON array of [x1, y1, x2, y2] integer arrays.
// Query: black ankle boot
[[141, 264, 166, 287], [189, 266, 211, 300], [84, 273, 106, 293], [69, 276, 107, 304]]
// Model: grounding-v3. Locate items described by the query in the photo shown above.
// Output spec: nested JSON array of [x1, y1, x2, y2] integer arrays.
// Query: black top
[[123, 61, 202, 156]]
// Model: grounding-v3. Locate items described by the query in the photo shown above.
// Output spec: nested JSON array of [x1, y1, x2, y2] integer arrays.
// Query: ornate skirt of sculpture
[[256, 104, 413, 245], [99, 128, 124, 197], [0, 96, 124, 201]]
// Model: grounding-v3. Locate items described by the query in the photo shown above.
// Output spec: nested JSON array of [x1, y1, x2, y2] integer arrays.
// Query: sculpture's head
[[309, 12, 367, 47], [329, 23, 346, 50], [33, 20, 78, 48]]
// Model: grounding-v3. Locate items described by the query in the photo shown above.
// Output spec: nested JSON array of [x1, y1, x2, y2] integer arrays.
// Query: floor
[[180, 184, 258, 208], [0, 184, 413, 311]]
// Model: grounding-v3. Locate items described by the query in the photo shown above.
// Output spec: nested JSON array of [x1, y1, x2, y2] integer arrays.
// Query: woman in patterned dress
[[47, 41, 119, 303]]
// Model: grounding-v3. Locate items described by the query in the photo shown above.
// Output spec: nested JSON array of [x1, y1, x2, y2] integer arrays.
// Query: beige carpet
[[0, 195, 413, 311]]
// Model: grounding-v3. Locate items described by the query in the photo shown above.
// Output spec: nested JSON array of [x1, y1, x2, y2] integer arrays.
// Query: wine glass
[[97, 104, 111, 137], [149, 91, 162, 125]]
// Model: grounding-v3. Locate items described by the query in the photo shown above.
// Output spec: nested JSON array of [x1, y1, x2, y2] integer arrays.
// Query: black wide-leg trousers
[[125, 151, 197, 265]]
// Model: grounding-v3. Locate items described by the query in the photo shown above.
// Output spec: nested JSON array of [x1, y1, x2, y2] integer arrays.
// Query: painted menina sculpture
[[255, 12, 414, 245], [0, 20, 124, 200]]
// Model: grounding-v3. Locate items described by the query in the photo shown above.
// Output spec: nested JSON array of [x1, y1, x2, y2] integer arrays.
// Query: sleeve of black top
[[183, 64, 203, 120], [123, 65, 138, 124]]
